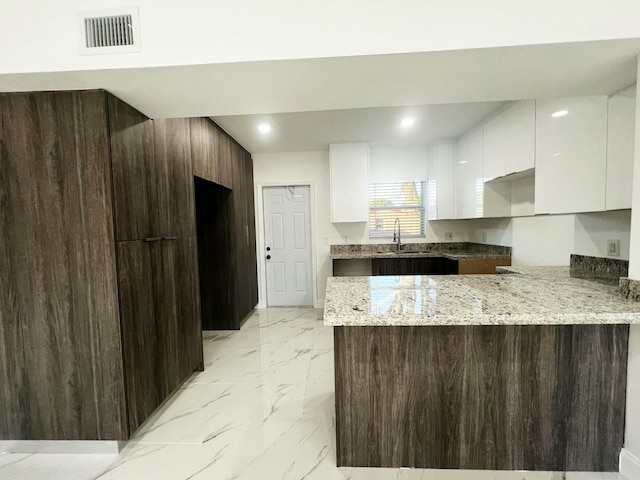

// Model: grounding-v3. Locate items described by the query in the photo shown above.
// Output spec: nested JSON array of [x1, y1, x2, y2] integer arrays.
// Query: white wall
[[466, 218, 513, 246], [509, 215, 575, 266], [3, 0, 640, 75], [574, 210, 632, 260]]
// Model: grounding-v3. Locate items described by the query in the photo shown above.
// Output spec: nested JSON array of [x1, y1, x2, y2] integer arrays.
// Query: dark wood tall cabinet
[[0, 91, 127, 440], [0, 90, 233, 441], [190, 118, 258, 330], [117, 237, 201, 433]]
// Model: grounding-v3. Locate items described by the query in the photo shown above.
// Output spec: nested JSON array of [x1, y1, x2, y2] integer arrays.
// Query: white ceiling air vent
[[79, 7, 140, 55]]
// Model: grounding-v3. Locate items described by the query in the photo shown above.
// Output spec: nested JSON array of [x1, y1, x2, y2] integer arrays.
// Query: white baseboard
[[0, 440, 122, 454], [621, 448, 640, 480]]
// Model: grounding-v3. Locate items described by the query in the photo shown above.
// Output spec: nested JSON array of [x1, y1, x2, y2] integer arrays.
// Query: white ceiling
[[1, 39, 639, 153], [213, 102, 507, 153]]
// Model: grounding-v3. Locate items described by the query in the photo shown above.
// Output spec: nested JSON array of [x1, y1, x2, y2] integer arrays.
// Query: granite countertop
[[323, 266, 640, 326], [330, 242, 511, 261], [330, 250, 511, 260]]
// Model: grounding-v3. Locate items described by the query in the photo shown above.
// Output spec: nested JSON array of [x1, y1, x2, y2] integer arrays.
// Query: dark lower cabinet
[[376, 257, 456, 275], [335, 324, 629, 471], [117, 237, 202, 433]]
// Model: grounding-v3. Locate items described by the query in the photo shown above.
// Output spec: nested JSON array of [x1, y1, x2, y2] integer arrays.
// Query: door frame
[[255, 181, 319, 308]]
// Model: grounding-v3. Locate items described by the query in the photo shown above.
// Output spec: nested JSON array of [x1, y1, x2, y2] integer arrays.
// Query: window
[[369, 181, 426, 238]]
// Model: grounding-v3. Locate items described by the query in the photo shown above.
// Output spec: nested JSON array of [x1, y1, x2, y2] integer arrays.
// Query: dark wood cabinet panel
[[334, 324, 628, 471], [117, 237, 202, 433], [108, 94, 155, 241], [109, 97, 195, 240], [230, 144, 258, 326], [376, 257, 451, 275], [0, 91, 127, 440], [153, 118, 196, 237], [190, 117, 233, 188], [194, 129, 257, 330]]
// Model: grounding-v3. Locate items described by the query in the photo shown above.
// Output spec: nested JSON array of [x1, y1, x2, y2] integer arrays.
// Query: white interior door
[[263, 186, 313, 306]]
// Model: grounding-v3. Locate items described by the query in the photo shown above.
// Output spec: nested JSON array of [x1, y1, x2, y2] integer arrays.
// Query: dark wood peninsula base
[[334, 324, 629, 471]]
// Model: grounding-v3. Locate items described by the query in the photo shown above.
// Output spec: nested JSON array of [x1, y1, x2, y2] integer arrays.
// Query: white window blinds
[[369, 181, 426, 238]]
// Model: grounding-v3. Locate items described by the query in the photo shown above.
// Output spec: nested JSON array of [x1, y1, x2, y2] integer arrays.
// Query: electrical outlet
[[607, 239, 620, 257], [482, 232, 488, 243], [445, 232, 453, 241], [323, 237, 329, 245]]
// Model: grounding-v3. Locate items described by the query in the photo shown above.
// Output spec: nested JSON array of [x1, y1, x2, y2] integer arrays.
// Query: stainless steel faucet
[[393, 218, 402, 252]]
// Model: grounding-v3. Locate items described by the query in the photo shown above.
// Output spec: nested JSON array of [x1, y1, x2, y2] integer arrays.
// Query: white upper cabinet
[[483, 111, 506, 180], [505, 100, 535, 174], [606, 85, 636, 211], [330, 143, 370, 223], [426, 143, 455, 220], [534, 96, 608, 215], [455, 127, 484, 219]]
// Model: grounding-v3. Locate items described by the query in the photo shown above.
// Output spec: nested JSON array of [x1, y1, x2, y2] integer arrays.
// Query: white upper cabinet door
[[330, 143, 370, 223], [606, 86, 636, 211], [505, 100, 536, 174], [534, 96, 608, 214], [455, 128, 484, 219], [426, 145, 437, 220], [436, 144, 455, 219], [427, 143, 455, 220], [483, 111, 506, 180]]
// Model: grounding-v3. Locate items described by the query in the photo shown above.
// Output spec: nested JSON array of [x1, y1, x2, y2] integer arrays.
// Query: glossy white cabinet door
[[535, 96, 607, 214], [330, 143, 370, 223], [483, 111, 506, 180], [427, 143, 455, 220], [505, 100, 536, 174], [455, 127, 484, 219], [606, 86, 636, 210]]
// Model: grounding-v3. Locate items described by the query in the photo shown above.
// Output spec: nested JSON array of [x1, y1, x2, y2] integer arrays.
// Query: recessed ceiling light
[[400, 118, 415, 128], [257, 123, 272, 134], [551, 110, 568, 118]]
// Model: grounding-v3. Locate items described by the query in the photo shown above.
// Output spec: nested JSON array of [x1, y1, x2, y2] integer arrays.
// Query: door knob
[[266, 247, 271, 251], [266, 255, 271, 260]]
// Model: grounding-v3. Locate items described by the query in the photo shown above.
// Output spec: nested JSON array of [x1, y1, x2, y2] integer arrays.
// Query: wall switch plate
[[482, 232, 488, 242], [445, 232, 453, 240], [323, 237, 329, 245], [607, 239, 620, 256]]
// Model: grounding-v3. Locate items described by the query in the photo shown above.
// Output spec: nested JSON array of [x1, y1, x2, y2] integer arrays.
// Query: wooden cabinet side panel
[[107, 94, 155, 241], [117, 241, 163, 433], [0, 91, 127, 440], [170, 237, 203, 379], [118, 238, 202, 434], [334, 325, 628, 470], [190, 117, 233, 189], [153, 118, 195, 237]]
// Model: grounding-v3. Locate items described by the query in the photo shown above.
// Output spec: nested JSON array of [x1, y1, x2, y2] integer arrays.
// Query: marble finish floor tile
[[3, 307, 626, 480]]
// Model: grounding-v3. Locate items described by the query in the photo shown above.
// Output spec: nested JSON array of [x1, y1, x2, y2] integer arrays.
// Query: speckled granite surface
[[570, 254, 629, 285], [330, 242, 511, 260], [323, 266, 640, 326], [620, 277, 640, 301]]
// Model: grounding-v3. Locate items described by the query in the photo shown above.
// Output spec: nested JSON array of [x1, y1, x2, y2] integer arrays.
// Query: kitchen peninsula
[[324, 267, 640, 471]]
